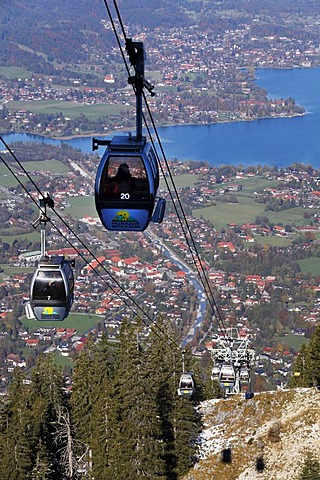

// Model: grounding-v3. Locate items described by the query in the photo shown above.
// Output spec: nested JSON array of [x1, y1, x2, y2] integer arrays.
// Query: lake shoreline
[[1, 111, 306, 142], [2, 67, 320, 168]]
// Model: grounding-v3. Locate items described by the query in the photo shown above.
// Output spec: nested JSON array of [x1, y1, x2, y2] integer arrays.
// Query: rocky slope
[[185, 388, 320, 480]]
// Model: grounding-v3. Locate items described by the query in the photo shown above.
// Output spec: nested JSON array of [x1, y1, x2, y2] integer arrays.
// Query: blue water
[[2, 68, 320, 168]]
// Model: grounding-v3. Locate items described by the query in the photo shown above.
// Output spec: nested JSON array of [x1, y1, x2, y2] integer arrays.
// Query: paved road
[[145, 230, 207, 347]]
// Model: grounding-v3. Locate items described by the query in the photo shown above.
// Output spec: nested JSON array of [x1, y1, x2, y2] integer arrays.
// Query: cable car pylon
[[93, 39, 166, 231], [210, 328, 256, 397]]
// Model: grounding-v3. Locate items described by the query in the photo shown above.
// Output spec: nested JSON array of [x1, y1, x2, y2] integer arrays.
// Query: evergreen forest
[[0, 318, 204, 479], [290, 324, 320, 390]]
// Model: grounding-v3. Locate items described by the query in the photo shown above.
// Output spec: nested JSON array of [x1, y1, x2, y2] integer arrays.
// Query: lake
[[2, 68, 320, 168]]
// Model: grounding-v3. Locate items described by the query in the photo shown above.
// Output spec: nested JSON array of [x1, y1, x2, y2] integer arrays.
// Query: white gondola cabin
[[219, 364, 236, 388], [177, 372, 194, 397], [240, 366, 250, 385], [211, 365, 220, 382]]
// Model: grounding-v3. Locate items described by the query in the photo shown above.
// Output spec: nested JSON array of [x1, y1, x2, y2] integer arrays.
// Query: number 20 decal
[[121, 193, 130, 200]]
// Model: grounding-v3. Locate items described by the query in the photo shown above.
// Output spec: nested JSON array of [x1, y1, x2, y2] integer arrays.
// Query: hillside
[[185, 387, 320, 480]]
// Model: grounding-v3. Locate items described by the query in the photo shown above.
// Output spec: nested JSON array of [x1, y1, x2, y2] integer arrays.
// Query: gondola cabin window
[[101, 156, 149, 201], [33, 271, 66, 302]]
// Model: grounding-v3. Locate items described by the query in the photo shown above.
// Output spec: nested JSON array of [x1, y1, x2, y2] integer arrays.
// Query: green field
[[264, 207, 318, 227], [53, 352, 74, 369], [8, 100, 130, 120], [21, 159, 70, 174], [273, 334, 309, 351], [193, 195, 264, 230], [0, 172, 22, 188], [193, 195, 317, 232], [0, 66, 34, 79], [163, 173, 200, 189], [20, 312, 103, 335], [225, 176, 279, 193], [297, 257, 320, 275], [0, 264, 34, 279], [0, 231, 40, 246], [64, 195, 97, 219], [253, 235, 293, 247], [0, 160, 70, 189]]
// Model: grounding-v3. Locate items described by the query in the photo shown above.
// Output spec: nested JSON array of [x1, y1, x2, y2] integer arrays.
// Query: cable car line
[[142, 93, 230, 338], [0, 140, 182, 351], [101, 0, 256, 395], [101, 1, 230, 343], [3, 1, 242, 393], [101, 0, 236, 390]]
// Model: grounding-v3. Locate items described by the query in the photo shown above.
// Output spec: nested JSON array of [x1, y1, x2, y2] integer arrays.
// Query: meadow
[[0, 66, 33, 79], [8, 100, 129, 121], [162, 173, 200, 189], [64, 195, 97, 219], [193, 196, 317, 232], [0, 160, 69, 188], [193, 195, 263, 230], [297, 257, 320, 275], [273, 333, 309, 351], [0, 264, 34, 279], [22, 159, 70, 174], [0, 231, 40, 247], [20, 312, 103, 335], [249, 235, 292, 248], [224, 176, 279, 193]]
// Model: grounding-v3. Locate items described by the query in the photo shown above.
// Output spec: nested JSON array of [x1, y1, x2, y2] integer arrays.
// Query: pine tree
[[90, 335, 117, 479], [71, 334, 117, 478], [305, 325, 320, 387], [107, 319, 166, 480], [147, 319, 179, 479], [70, 339, 96, 478], [29, 354, 69, 479], [290, 326, 320, 388], [30, 438, 54, 480], [0, 368, 35, 479], [147, 317, 202, 479], [90, 376, 114, 479], [289, 344, 308, 387]]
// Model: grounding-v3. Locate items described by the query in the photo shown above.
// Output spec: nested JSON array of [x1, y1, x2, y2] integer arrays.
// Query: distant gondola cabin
[[178, 372, 194, 397]]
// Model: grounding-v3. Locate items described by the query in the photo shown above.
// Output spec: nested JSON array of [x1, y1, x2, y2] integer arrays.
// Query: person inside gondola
[[115, 162, 132, 180], [103, 162, 135, 197], [48, 276, 66, 301], [114, 163, 135, 194], [34, 271, 66, 301]]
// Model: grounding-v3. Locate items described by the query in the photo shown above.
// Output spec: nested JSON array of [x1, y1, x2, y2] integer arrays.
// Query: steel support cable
[[101, 0, 230, 342], [50, 207, 181, 349], [99, 2, 202, 350], [102, 0, 130, 77], [0, 137, 134, 300], [0, 141, 181, 350], [111, 0, 127, 42], [0, 152, 130, 311], [143, 104, 230, 340], [141, 93, 230, 336]]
